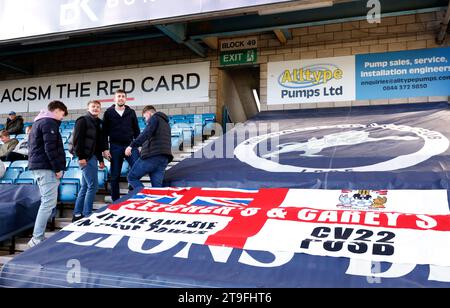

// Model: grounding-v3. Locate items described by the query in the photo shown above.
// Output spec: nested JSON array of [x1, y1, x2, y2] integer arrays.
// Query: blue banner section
[[356, 47, 450, 99], [166, 102, 450, 192], [0, 185, 41, 242], [3, 103, 450, 288], [1, 229, 449, 287]]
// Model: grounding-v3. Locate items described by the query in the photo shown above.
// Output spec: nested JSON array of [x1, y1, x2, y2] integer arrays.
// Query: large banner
[[0, 62, 210, 113], [63, 187, 450, 267], [267, 47, 450, 104], [0, 0, 293, 41], [166, 102, 450, 191]]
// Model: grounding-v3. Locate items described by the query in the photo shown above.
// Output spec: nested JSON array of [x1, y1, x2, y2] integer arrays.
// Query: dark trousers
[[127, 155, 169, 192], [109, 143, 139, 201], [5, 152, 28, 162]]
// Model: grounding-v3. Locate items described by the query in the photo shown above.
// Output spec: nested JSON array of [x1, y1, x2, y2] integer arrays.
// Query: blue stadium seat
[[98, 168, 108, 189], [139, 123, 147, 130], [103, 160, 111, 175], [59, 168, 82, 203], [65, 150, 73, 158], [191, 123, 203, 137], [0, 168, 22, 184], [171, 115, 188, 124], [171, 136, 183, 152], [187, 114, 203, 124], [121, 160, 129, 177], [9, 160, 28, 172], [202, 113, 216, 123], [14, 170, 35, 185], [103, 159, 128, 177], [15, 134, 27, 141], [203, 123, 216, 136], [67, 158, 79, 169], [61, 131, 71, 139]]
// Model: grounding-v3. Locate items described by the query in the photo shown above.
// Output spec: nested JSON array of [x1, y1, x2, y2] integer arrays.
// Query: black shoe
[[72, 215, 84, 223]]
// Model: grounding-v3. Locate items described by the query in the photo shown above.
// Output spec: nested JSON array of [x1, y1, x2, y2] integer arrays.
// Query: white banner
[[267, 56, 356, 104], [63, 187, 450, 267], [0, 62, 210, 114]]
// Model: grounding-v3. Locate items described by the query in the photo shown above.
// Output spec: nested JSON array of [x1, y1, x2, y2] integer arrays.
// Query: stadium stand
[[0, 113, 218, 267]]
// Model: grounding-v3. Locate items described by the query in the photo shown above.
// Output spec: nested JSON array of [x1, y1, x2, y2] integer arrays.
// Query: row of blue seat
[[0, 163, 110, 203]]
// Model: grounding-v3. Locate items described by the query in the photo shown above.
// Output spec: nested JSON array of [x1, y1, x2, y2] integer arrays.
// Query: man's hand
[[78, 159, 87, 168], [99, 162, 105, 170], [55, 171, 63, 179], [125, 146, 133, 157], [103, 150, 111, 160]]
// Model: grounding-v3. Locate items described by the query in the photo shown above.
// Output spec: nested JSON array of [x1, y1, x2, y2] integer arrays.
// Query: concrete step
[[45, 231, 60, 238], [15, 238, 31, 252], [0, 253, 20, 265], [93, 202, 106, 210], [120, 188, 130, 194], [55, 218, 72, 229], [180, 153, 193, 158]]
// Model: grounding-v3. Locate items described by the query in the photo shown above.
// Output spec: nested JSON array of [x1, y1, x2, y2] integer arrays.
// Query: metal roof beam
[[0, 33, 164, 57], [202, 37, 218, 50], [156, 24, 206, 57], [188, 0, 447, 39], [273, 28, 292, 44], [437, 0, 450, 44], [0, 62, 31, 75]]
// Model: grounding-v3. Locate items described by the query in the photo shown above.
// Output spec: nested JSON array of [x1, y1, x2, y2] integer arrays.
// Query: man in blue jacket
[[28, 101, 68, 247], [125, 105, 173, 190], [102, 89, 140, 201]]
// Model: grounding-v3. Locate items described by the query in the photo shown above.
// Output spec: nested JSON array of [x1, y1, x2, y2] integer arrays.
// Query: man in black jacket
[[72, 100, 106, 222], [28, 101, 68, 247], [5, 111, 24, 135], [102, 89, 140, 201], [125, 105, 173, 191]]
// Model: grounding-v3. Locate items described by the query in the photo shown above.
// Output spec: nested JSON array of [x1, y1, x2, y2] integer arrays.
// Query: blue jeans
[[32, 170, 60, 241], [127, 155, 169, 191], [110, 143, 139, 201], [74, 156, 98, 217]]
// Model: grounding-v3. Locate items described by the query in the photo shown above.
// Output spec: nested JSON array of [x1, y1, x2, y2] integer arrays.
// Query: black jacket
[[28, 112, 66, 172], [103, 105, 140, 147], [130, 112, 173, 162], [6, 116, 24, 135], [72, 113, 105, 162]]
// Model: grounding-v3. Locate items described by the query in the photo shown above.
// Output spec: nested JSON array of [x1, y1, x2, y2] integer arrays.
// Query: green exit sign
[[220, 48, 257, 66]]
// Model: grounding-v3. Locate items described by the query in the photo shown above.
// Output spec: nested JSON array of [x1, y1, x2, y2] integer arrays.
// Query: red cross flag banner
[[63, 187, 450, 266]]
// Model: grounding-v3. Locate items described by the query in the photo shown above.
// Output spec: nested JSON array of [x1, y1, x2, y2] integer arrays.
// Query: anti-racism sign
[[267, 47, 450, 105], [0, 62, 210, 113], [63, 187, 450, 267]]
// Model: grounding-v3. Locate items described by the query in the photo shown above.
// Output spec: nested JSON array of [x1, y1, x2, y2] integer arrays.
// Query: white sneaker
[[27, 238, 43, 248]]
